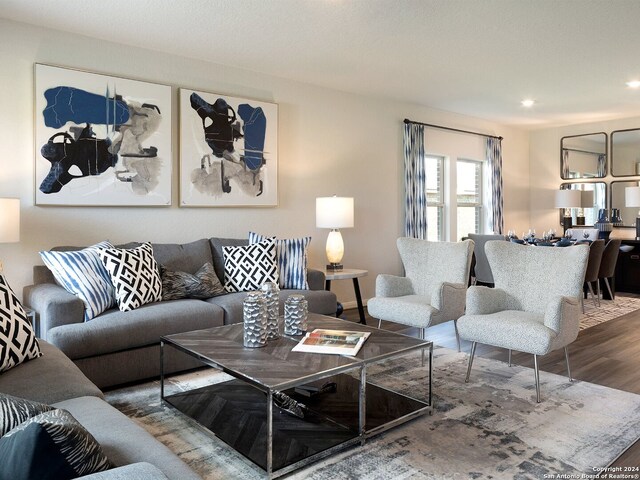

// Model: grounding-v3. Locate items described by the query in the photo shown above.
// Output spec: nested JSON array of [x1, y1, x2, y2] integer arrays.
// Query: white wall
[[530, 116, 640, 239], [0, 19, 531, 304]]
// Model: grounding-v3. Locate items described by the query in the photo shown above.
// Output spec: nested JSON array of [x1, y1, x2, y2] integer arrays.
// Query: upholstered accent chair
[[367, 238, 474, 352], [457, 240, 589, 402], [468, 233, 506, 286]]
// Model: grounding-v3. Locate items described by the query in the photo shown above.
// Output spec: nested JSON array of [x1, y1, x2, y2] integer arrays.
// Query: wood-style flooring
[[342, 306, 640, 468]]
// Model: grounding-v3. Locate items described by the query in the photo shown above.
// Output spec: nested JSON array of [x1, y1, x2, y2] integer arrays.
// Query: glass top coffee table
[[161, 313, 432, 479]]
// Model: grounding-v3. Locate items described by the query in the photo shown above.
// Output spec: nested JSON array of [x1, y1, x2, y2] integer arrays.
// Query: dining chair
[[457, 240, 589, 402], [597, 239, 622, 301], [583, 239, 605, 309], [468, 233, 506, 286], [367, 238, 474, 353]]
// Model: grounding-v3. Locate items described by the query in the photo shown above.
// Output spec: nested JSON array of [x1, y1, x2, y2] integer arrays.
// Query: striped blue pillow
[[39, 241, 116, 321], [248, 232, 310, 290]]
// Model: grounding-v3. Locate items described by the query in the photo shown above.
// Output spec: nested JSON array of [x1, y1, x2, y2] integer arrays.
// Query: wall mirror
[[558, 182, 606, 226], [611, 128, 640, 176], [560, 133, 607, 179], [610, 180, 640, 227]]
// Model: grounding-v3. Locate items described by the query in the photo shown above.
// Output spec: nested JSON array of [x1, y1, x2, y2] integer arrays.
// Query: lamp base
[[575, 216, 585, 226], [562, 216, 573, 235], [326, 263, 343, 271]]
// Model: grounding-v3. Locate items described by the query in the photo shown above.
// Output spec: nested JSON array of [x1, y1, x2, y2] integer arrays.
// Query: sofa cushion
[[79, 462, 169, 480], [152, 239, 213, 274], [223, 239, 279, 292], [39, 241, 116, 321], [0, 409, 111, 479], [0, 393, 54, 436], [249, 232, 311, 290], [53, 396, 200, 480], [98, 243, 162, 312], [0, 341, 103, 404], [160, 262, 224, 301], [47, 300, 224, 359], [207, 289, 338, 324], [0, 273, 42, 373]]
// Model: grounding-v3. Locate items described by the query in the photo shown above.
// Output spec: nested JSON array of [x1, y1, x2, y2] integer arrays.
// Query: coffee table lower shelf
[[163, 373, 430, 477]]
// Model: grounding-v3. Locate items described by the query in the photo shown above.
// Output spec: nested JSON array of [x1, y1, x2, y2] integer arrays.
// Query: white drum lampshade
[[625, 186, 640, 239], [316, 196, 354, 270], [555, 189, 581, 234]]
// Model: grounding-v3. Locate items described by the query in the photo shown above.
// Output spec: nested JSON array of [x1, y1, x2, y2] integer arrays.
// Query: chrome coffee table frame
[[160, 314, 432, 479]]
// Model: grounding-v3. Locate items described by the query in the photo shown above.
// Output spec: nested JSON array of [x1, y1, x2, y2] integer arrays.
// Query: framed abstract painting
[[179, 88, 278, 207], [34, 64, 172, 206]]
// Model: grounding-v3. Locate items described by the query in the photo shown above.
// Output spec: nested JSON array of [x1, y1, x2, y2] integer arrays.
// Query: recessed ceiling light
[[626, 80, 640, 88], [521, 99, 535, 107]]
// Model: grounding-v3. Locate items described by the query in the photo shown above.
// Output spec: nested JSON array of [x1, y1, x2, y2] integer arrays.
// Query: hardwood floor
[[342, 306, 640, 468]]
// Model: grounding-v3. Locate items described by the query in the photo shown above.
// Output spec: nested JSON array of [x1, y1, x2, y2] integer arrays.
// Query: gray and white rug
[[105, 347, 640, 479], [580, 293, 640, 330]]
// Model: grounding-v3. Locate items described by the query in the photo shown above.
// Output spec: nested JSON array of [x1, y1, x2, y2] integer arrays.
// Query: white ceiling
[[2, 0, 640, 129]]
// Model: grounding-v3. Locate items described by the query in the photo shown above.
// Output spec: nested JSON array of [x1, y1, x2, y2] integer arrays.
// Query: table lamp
[[555, 189, 581, 235], [625, 186, 640, 240], [0, 198, 20, 272], [316, 196, 354, 271]]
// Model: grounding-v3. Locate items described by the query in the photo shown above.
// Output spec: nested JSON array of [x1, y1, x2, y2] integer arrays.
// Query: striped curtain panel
[[561, 149, 570, 178], [486, 137, 504, 235], [597, 154, 606, 177], [403, 123, 428, 239]]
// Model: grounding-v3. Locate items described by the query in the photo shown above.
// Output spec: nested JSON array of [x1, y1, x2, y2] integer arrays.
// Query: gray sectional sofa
[[0, 341, 199, 479], [24, 237, 337, 388]]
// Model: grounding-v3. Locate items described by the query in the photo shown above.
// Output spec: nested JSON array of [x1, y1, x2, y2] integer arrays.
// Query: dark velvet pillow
[[0, 409, 111, 480], [160, 262, 225, 301]]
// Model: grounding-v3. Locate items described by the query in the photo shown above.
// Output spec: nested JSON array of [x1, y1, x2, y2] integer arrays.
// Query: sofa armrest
[[79, 463, 169, 479], [375, 274, 413, 298], [465, 286, 508, 315], [23, 283, 84, 337], [307, 268, 326, 291], [431, 282, 467, 321]]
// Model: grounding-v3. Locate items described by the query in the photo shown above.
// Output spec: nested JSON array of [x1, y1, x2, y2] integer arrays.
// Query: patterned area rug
[[580, 293, 640, 330], [105, 348, 640, 479]]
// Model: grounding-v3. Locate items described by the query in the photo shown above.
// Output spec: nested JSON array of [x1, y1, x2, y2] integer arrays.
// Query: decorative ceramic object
[[611, 208, 623, 226], [595, 209, 613, 241], [284, 294, 308, 336], [243, 291, 267, 348], [261, 281, 280, 340]]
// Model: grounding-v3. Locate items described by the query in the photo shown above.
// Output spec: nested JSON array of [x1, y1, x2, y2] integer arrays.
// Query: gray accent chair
[[597, 239, 622, 301], [367, 238, 474, 351], [457, 241, 589, 402], [468, 233, 506, 285]]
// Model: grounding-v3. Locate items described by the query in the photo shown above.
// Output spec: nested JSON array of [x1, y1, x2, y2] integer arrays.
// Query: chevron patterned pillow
[[223, 240, 278, 293], [97, 243, 162, 312], [0, 274, 41, 373], [248, 232, 311, 290]]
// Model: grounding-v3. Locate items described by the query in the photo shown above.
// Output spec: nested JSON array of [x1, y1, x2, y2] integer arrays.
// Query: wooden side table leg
[[353, 278, 366, 325]]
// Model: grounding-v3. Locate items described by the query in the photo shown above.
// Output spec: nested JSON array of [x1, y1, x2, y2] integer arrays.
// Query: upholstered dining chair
[[583, 239, 605, 309], [468, 233, 506, 286], [597, 239, 622, 302], [457, 240, 589, 402], [367, 238, 474, 352]]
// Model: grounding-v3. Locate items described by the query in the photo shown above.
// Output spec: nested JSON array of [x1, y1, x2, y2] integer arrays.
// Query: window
[[425, 155, 444, 241], [457, 159, 482, 238]]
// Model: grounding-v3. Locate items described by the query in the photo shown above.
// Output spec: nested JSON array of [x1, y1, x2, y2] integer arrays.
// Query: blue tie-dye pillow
[[40, 241, 115, 321]]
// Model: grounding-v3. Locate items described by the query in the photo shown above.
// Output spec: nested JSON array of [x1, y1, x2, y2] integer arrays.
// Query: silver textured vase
[[284, 294, 308, 336], [261, 281, 280, 340], [243, 291, 267, 348]]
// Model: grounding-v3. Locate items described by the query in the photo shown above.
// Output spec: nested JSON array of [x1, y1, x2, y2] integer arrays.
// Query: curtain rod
[[404, 118, 503, 141], [562, 147, 604, 156]]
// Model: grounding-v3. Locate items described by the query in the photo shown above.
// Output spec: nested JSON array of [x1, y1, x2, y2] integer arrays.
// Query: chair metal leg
[[465, 342, 477, 383], [564, 346, 573, 382], [508, 349, 512, 367], [533, 354, 541, 403], [604, 277, 615, 302], [421, 328, 426, 366], [587, 282, 598, 307], [377, 318, 382, 329], [454, 319, 461, 352], [596, 281, 601, 307], [581, 296, 584, 313]]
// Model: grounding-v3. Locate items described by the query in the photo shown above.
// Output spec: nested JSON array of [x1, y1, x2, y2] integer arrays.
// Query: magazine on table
[[292, 329, 371, 355]]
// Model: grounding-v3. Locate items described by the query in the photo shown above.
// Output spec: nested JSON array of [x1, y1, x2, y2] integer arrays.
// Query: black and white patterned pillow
[[97, 243, 162, 312], [0, 409, 111, 479], [160, 262, 225, 300], [223, 240, 279, 292], [0, 393, 53, 437], [0, 274, 41, 373]]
